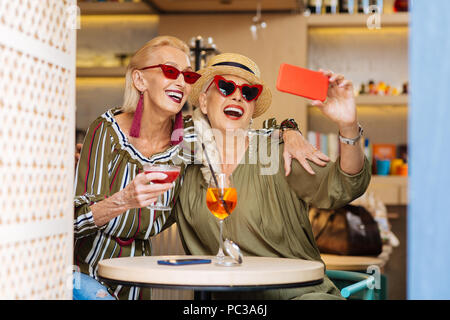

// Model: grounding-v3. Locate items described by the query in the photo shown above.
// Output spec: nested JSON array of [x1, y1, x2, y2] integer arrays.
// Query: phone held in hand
[[276, 63, 329, 102], [157, 258, 212, 266]]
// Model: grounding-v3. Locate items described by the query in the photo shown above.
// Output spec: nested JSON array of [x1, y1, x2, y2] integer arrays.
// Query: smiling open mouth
[[223, 105, 244, 119], [165, 90, 183, 103]]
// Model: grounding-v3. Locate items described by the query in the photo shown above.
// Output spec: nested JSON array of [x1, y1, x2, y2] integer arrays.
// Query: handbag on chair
[[309, 205, 382, 256]]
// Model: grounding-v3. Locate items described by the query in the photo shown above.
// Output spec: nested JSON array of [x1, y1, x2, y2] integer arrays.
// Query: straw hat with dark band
[[188, 53, 272, 118]]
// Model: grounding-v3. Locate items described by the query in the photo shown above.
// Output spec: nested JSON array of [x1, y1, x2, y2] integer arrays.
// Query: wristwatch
[[278, 119, 302, 143], [339, 124, 364, 145], [279, 118, 302, 137]]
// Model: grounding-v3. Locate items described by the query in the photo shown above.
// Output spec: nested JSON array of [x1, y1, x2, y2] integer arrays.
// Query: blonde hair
[[121, 36, 190, 113]]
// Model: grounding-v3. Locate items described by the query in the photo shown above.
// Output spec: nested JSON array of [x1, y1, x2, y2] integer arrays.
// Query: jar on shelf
[[394, 0, 408, 12]]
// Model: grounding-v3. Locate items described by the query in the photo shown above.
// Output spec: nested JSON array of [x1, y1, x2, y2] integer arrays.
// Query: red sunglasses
[[206, 75, 263, 102], [139, 64, 201, 84]]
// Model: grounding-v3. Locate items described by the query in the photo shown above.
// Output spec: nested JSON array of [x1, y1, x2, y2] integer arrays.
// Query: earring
[[130, 92, 144, 138], [247, 118, 254, 138], [171, 111, 184, 146]]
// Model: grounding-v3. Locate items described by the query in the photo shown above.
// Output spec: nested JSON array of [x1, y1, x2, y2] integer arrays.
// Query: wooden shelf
[[371, 175, 408, 185], [367, 175, 408, 205], [78, 2, 156, 15], [355, 95, 408, 106], [77, 67, 127, 78], [308, 95, 408, 109], [306, 13, 409, 28]]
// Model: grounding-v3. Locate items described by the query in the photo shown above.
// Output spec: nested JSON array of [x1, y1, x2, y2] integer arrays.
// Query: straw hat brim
[[188, 65, 272, 118]]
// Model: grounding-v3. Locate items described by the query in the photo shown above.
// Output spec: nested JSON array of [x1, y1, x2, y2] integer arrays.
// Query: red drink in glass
[[143, 164, 181, 211], [144, 169, 180, 184]]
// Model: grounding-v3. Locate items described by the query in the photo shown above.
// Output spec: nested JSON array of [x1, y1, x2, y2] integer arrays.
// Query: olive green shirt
[[173, 137, 371, 300]]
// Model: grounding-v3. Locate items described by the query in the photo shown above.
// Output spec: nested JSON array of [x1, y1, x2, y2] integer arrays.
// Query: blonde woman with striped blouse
[[74, 36, 330, 300]]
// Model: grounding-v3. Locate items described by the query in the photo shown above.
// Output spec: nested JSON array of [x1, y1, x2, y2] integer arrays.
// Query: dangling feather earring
[[130, 92, 144, 138]]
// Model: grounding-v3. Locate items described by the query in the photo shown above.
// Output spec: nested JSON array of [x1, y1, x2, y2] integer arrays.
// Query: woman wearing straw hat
[[73, 36, 328, 300], [173, 53, 371, 300]]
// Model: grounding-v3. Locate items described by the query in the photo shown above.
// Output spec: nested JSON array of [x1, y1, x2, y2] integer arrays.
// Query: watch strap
[[339, 124, 364, 145]]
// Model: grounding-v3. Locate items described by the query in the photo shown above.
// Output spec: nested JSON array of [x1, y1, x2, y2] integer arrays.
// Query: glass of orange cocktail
[[206, 173, 237, 266]]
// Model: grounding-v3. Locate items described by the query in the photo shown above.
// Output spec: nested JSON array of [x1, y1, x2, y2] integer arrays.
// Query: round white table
[[98, 255, 324, 299]]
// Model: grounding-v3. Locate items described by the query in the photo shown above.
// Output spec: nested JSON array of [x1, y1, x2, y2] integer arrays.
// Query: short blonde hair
[[121, 36, 190, 113]]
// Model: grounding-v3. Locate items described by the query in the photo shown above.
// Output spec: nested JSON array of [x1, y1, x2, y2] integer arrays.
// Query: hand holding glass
[[143, 164, 180, 211]]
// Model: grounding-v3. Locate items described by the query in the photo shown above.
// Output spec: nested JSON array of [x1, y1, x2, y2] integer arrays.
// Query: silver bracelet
[[338, 124, 364, 145]]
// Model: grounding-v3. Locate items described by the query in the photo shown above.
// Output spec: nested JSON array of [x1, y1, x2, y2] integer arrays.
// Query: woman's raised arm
[[310, 70, 365, 176]]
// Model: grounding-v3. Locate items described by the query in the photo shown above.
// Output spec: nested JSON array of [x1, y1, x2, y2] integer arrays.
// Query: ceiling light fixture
[[250, 2, 266, 41]]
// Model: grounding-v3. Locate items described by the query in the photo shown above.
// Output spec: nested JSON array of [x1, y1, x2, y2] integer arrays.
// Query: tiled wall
[[0, 0, 76, 299]]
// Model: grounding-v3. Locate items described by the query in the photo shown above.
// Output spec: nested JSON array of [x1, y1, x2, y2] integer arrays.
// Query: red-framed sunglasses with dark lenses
[[140, 64, 201, 84], [206, 75, 263, 102]]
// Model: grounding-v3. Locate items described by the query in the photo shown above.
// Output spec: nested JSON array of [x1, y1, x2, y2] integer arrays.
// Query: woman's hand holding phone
[[276, 64, 363, 176], [310, 69, 357, 130], [276, 64, 357, 129]]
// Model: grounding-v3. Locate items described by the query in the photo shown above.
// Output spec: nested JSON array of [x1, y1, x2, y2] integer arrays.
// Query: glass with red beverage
[[143, 164, 181, 211]]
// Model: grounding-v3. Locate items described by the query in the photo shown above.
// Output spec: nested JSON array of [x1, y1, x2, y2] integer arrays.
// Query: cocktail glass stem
[[216, 219, 225, 261], [155, 193, 164, 208]]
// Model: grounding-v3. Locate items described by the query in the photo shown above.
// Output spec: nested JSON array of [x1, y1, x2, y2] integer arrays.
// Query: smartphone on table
[[276, 63, 329, 102], [157, 258, 212, 266]]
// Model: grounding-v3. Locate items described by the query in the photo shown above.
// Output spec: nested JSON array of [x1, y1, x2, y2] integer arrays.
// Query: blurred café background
[[1, 0, 449, 300], [75, 0, 408, 299]]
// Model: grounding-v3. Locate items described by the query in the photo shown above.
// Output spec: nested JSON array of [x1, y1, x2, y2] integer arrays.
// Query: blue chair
[[326, 270, 383, 300]]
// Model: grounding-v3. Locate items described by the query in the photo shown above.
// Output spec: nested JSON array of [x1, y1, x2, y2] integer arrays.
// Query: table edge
[[98, 255, 325, 287], [98, 276, 324, 292]]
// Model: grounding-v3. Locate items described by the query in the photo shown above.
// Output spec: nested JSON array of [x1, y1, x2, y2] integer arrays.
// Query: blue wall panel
[[409, 0, 450, 299]]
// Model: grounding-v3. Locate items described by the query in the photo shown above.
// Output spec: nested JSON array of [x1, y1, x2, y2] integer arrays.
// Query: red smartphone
[[276, 63, 329, 102]]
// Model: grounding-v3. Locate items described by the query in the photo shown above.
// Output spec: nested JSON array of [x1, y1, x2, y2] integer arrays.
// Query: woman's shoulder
[[86, 107, 120, 129], [179, 165, 205, 195], [82, 107, 123, 146], [112, 110, 133, 133]]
